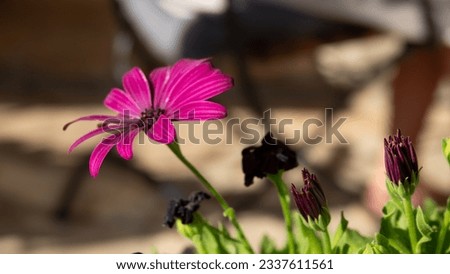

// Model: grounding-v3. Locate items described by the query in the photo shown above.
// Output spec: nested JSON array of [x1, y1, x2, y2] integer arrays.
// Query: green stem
[[267, 173, 296, 254], [402, 196, 418, 253], [435, 207, 450, 253], [321, 229, 332, 254], [167, 142, 254, 253]]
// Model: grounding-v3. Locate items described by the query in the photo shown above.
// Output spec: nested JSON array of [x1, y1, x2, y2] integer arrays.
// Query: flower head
[[291, 168, 327, 221], [64, 59, 233, 177], [164, 191, 210, 228], [384, 129, 419, 186], [241, 132, 298, 186]]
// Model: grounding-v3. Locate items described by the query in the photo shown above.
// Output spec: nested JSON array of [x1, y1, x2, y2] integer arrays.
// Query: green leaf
[[363, 234, 402, 254], [259, 235, 286, 254], [333, 228, 371, 254], [422, 198, 440, 222], [383, 233, 410, 254], [445, 245, 450, 254], [217, 224, 240, 253], [415, 207, 434, 253], [176, 214, 248, 254], [201, 226, 220, 253], [191, 234, 207, 254], [362, 234, 391, 254], [332, 212, 348, 248], [442, 138, 450, 166], [202, 221, 246, 254], [292, 212, 322, 253], [385, 181, 404, 209], [329, 212, 371, 254], [362, 244, 376, 254], [379, 200, 411, 253], [381, 200, 408, 230]]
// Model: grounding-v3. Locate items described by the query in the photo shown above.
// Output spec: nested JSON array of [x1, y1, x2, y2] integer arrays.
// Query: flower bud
[[384, 129, 419, 190], [291, 168, 328, 222]]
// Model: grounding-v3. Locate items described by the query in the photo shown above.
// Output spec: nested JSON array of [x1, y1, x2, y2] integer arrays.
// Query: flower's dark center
[[140, 108, 164, 120], [98, 108, 165, 133], [138, 108, 165, 131]]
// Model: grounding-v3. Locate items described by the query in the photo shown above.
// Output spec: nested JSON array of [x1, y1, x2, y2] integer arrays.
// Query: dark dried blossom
[[164, 191, 210, 228], [384, 129, 419, 185], [242, 132, 298, 186], [291, 168, 327, 221]]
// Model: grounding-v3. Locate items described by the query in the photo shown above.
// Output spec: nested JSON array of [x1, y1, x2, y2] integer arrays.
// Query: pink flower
[[64, 59, 233, 177]]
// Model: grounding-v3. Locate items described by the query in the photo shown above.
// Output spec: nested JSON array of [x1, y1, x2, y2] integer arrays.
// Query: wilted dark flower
[[242, 132, 298, 186], [291, 168, 327, 221], [164, 191, 210, 228], [384, 129, 419, 185]]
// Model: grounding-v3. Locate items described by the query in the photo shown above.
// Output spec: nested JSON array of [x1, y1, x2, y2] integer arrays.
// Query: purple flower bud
[[291, 168, 327, 221], [384, 129, 419, 185]]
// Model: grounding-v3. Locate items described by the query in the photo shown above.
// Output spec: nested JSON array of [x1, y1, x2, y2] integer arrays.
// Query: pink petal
[[149, 66, 171, 107], [89, 141, 115, 177], [116, 129, 138, 160], [170, 101, 227, 120], [150, 59, 233, 111], [68, 127, 105, 153], [104, 88, 142, 117], [68, 125, 122, 153], [122, 67, 152, 110], [63, 115, 115, 131], [147, 115, 175, 144]]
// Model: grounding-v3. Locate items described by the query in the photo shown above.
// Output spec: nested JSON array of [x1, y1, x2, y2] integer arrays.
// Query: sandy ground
[[0, 0, 449, 253]]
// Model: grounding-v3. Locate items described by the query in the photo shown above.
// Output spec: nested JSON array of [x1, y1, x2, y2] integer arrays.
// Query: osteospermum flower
[[64, 59, 233, 177], [384, 129, 419, 186]]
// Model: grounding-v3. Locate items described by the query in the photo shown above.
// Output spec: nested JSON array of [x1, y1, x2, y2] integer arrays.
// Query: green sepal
[[307, 207, 331, 232], [385, 172, 419, 203]]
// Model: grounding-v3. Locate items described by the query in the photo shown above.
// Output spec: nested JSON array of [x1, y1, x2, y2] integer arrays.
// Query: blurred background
[[0, 0, 449, 253]]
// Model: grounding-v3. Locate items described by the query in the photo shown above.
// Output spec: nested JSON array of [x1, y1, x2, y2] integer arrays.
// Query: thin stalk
[[402, 196, 418, 253], [267, 173, 296, 254], [167, 142, 254, 253], [435, 207, 450, 253]]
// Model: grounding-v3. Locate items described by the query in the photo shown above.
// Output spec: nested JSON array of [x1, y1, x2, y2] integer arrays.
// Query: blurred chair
[[111, 0, 372, 117]]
